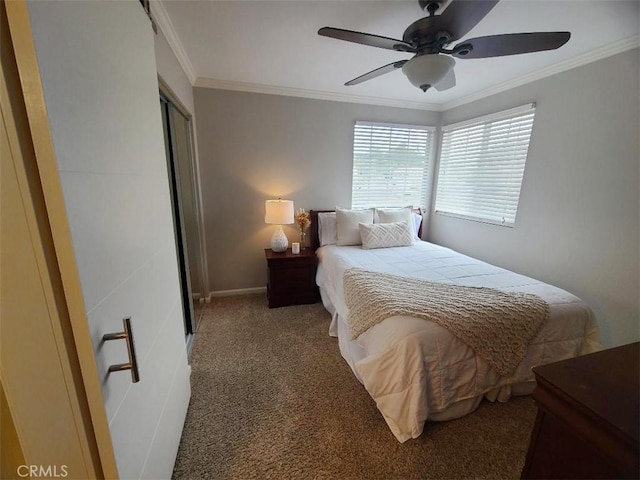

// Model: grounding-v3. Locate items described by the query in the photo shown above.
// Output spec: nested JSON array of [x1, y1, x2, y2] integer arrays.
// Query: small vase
[[300, 230, 306, 249]]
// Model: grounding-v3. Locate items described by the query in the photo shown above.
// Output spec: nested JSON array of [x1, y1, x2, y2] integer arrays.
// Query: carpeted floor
[[172, 294, 537, 480]]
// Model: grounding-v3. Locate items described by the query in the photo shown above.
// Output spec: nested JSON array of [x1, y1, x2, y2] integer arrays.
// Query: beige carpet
[[172, 294, 537, 480]]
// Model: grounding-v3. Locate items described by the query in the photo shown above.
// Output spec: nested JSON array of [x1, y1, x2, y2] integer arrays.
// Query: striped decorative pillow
[[359, 221, 413, 249]]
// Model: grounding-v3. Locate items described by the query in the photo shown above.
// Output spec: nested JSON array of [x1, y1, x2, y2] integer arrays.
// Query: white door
[[2, 1, 117, 476], [14, 1, 192, 477]]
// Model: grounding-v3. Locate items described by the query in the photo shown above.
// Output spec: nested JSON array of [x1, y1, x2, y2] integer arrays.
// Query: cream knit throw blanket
[[343, 268, 549, 376]]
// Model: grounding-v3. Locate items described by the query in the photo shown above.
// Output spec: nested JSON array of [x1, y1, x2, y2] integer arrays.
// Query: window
[[435, 104, 536, 226], [351, 122, 435, 209]]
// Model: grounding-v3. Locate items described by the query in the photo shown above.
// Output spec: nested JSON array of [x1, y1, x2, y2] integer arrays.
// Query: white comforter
[[316, 241, 600, 442]]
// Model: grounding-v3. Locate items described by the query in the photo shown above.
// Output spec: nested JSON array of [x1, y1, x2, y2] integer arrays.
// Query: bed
[[310, 209, 600, 442]]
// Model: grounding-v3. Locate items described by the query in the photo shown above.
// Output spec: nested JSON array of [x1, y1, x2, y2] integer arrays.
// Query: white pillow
[[375, 207, 412, 225], [336, 207, 374, 246], [359, 221, 413, 249], [375, 207, 422, 241], [318, 212, 337, 246], [412, 212, 423, 241]]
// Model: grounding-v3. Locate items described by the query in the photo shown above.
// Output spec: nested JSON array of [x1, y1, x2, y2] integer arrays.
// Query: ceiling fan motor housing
[[419, 0, 442, 15], [403, 17, 447, 52]]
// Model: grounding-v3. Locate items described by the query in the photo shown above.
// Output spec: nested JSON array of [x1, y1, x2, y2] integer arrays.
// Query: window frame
[[351, 121, 436, 210], [434, 103, 536, 227]]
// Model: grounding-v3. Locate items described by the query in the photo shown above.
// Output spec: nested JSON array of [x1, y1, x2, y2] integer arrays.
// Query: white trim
[[157, 76, 191, 118], [442, 34, 640, 110], [194, 35, 638, 112], [434, 211, 515, 228], [210, 287, 267, 298], [356, 120, 436, 131], [157, 80, 210, 302], [152, 1, 197, 85], [190, 124, 211, 301], [194, 77, 441, 111]]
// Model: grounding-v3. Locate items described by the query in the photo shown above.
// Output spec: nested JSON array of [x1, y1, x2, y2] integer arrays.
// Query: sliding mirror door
[[160, 93, 205, 338]]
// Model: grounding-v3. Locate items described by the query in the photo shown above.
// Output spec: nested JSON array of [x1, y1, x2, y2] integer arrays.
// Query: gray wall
[[429, 49, 639, 347], [193, 89, 439, 292], [194, 49, 639, 348], [28, 1, 191, 477]]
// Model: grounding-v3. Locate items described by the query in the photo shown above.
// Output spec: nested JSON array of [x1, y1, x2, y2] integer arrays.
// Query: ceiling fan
[[318, 0, 570, 92]]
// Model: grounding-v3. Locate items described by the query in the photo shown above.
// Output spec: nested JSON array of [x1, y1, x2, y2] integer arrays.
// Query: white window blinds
[[435, 104, 536, 226], [352, 122, 435, 209]]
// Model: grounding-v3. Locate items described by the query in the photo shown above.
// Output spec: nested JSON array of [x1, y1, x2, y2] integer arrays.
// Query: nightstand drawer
[[269, 263, 315, 290]]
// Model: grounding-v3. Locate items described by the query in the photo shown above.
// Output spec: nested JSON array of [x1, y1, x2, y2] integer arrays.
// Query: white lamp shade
[[402, 54, 456, 91], [265, 199, 294, 225]]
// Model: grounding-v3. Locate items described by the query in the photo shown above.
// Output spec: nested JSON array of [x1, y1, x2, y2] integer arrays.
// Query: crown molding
[[194, 34, 638, 113], [442, 34, 640, 110], [158, 23, 637, 113], [152, 0, 197, 85], [194, 77, 443, 111]]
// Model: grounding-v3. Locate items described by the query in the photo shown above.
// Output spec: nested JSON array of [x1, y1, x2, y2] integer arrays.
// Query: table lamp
[[265, 199, 294, 252]]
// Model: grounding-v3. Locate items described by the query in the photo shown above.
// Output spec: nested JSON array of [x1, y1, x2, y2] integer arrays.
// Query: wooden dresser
[[522, 342, 639, 479]]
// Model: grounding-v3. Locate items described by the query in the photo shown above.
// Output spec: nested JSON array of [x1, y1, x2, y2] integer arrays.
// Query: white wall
[[193, 88, 439, 292], [429, 49, 640, 348], [27, 1, 190, 478], [154, 27, 195, 117]]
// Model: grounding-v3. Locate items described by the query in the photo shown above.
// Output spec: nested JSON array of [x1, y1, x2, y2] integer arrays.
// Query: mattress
[[316, 241, 600, 442]]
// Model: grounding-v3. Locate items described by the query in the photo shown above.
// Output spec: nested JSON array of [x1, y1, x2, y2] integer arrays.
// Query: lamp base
[[270, 225, 288, 252]]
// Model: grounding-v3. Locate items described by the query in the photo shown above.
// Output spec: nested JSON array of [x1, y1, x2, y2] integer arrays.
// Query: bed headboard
[[309, 209, 423, 251]]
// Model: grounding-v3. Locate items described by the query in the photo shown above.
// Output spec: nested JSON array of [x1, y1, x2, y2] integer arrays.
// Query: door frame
[[158, 78, 209, 306], [1, 1, 118, 476], [158, 81, 207, 340], [160, 92, 197, 338]]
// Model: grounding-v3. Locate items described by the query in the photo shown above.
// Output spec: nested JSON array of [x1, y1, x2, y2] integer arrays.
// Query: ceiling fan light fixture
[[402, 54, 455, 92]]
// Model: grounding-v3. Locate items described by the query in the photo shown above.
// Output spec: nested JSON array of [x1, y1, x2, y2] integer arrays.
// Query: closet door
[[160, 96, 200, 336]]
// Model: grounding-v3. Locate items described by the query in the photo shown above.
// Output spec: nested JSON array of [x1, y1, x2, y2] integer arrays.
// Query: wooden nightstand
[[265, 247, 319, 308]]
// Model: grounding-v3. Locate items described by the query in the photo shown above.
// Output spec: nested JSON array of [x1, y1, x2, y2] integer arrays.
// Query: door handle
[[103, 317, 140, 383]]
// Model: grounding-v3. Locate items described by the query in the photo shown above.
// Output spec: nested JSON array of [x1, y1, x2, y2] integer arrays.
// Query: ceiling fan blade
[[437, 0, 499, 41], [345, 61, 408, 86], [434, 68, 456, 91], [452, 32, 571, 59], [318, 27, 415, 52]]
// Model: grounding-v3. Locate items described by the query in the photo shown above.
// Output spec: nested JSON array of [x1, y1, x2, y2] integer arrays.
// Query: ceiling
[[157, 0, 640, 111]]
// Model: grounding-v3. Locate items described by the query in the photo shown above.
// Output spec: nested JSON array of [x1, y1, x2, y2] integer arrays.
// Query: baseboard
[[209, 286, 267, 298]]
